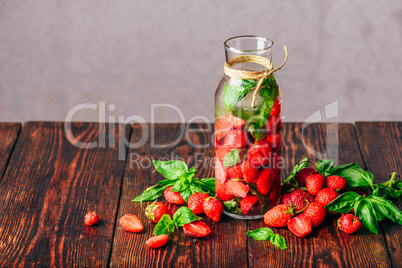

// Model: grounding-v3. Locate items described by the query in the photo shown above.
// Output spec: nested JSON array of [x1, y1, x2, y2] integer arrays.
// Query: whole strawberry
[[145, 201, 172, 223], [84, 212, 99, 226], [303, 202, 326, 228], [281, 193, 292, 205], [306, 173, 325, 195], [295, 167, 316, 186], [282, 189, 315, 211], [326, 175, 347, 192], [256, 168, 276, 195], [264, 204, 294, 227], [203, 197, 223, 222], [164, 186, 185, 205], [337, 214, 361, 234], [188, 193, 209, 214], [316, 188, 340, 207], [287, 214, 312, 238]]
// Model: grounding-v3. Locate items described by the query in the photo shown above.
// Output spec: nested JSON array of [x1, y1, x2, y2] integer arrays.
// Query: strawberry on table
[[164, 186, 185, 205], [215, 180, 235, 201], [203, 197, 223, 222], [226, 179, 249, 198], [264, 204, 293, 227], [183, 221, 211, 238], [247, 140, 273, 168], [287, 213, 312, 238], [256, 168, 276, 195], [224, 129, 248, 149], [241, 160, 259, 183], [295, 167, 316, 186], [281, 193, 292, 206], [337, 214, 361, 234], [227, 164, 244, 179], [326, 175, 347, 192], [145, 202, 172, 223], [188, 193, 209, 214], [145, 234, 169, 248], [240, 194, 259, 215], [215, 116, 231, 140], [84, 212, 99, 226], [215, 160, 228, 183], [119, 214, 144, 233], [303, 202, 326, 228], [305, 173, 325, 195], [316, 188, 340, 207], [282, 189, 314, 211]]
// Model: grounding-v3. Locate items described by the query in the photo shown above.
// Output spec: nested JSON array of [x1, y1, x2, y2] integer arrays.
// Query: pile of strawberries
[[264, 167, 361, 237]]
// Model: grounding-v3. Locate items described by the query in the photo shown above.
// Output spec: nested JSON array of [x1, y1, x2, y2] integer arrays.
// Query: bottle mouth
[[224, 35, 274, 53]]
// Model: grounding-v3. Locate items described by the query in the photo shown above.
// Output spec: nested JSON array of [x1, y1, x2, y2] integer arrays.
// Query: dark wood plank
[[355, 122, 402, 267], [109, 123, 248, 267], [248, 123, 391, 268], [0, 122, 129, 267], [0, 123, 21, 180]]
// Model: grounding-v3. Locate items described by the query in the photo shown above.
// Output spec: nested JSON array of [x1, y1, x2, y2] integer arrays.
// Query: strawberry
[[241, 160, 259, 183], [305, 173, 325, 195], [240, 194, 259, 215], [266, 116, 282, 135], [215, 116, 231, 140], [282, 189, 315, 211], [287, 213, 312, 238], [145, 234, 169, 248], [145, 202, 172, 223], [215, 160, 228, 183], [215, 180, 235, 201], [270, 100, 281, 117], [164, 186, 185, 205], [226, 179, 249, 198], [183, 221, 211, 237], [264, 204, 293, 227], [337, 213, 361, 234], [119, 214, 143, 233], [316, 188, 339, 207], [188, 193, 209, 214], [228, 114, 246, 128], [295, 167, 316, 186], [227, 164, 244, 179], [326, 175, 347, 192], [281, 193, 292, 205], [203, 197, 223, 222], [268, 179, 282, 205], [266, 134, 281, 153], [84, 212, 99, 226], [224, 129, 248, 149], [215, 147, 231, 161], [303, 202, 326, 228], [256, 168, 276, 195], [247, 140, 273, 168]]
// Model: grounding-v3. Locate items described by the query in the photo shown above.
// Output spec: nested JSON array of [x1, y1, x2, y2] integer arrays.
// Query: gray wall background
[[0, 0, 401, 123]]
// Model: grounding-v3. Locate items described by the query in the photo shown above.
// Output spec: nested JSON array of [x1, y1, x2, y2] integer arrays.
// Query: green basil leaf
[[368, 195, 402, 225], [181, 167, 197, 182], [189, 182, 205, 194], [270, 234, 288, 250], [324, 191, 359, 213], [223, 199, 242, 214], [132, 185, 169, 202], [171, 178, 189, 192], [316, 159, 334, 175], [179, 187, 193, 203], [357, 199, 378, 234], [153, 160, 188, 180], [222, 79, 257, 111], [246, 227, 274, 240], [173, 207, 202, 227], [154, 214, 175, 236], [197, 178, 216, 195], [386, 188, 402, 199], [327, 163, 374, 188], [284, 157, 309, 183], [223, 149, 244, 168]]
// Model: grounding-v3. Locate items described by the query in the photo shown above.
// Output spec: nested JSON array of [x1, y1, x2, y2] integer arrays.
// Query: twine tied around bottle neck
[[223, 46, 288, 107]]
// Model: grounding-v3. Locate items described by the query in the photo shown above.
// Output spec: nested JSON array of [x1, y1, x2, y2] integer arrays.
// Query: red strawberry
[[215, 147, 231, 161], [303, 202, 326, 228], [295, 167, 316, 186], [305, 173, 325, 195], [282, 189, 315, 211], [240, 194, 259, 214], [183, 221, 211, 237], [119, 214, 143, 233], [226, 179, 249, 198], [241, 160, 260, 183], [316, 188, 340, 207], [287, 214, 312, 238], [256, 168, 276, 195], [247, 140, 273, 168], [164, 186, 185, 205], [266, 134, 281, 153], [84, 212, 99, 226], [145, 234, 169, 248], [215, 160, 228, 184], [203, 197, 223, 222], [281, 193, 292, 205], [268, 179, 282, 206], [215, 116, 231, 140], [337, 213, 361, 234], [215, 180, 235, 201], [326, 175, 347, 192], [266, 116, 282, 135], [223, 129, 248, 149], [188, 193, 209, 214], [228, 114, 246, 128], [145, 202, 172, 223], [270, 100, 281, 117], [227, 164, 244, 179], [264, 204, 294, 227]]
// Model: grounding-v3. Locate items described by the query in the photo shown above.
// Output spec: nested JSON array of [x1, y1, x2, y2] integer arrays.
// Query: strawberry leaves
[[247, 227, 287, 250], [154, 208, 202, 236]]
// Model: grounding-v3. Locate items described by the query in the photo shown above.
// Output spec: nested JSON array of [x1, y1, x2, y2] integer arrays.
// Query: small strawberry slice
[[215, 116, 231, 140], [228, 114, 246, 128], [270, 100, 281, 117], [188, 193, 209, 214], [241, 160, 259, 183], [247, 140, 273, 168], [256, 168, 275, 195], [215, 147, 231, 161], [240, 194, 259, 214], [224, 129, 248, 149], [119, 214, 143, 233], [84, 212, 99, 226], [203, 197, 223, 222], [145, 234, 169, 248], [215, 180, 235, 201], [287, 214, 312, 238], [164, 186, 185, 205], [183, 221, 211, 238], [226, 179, 249, 198], [215, 160, 228, 183], [227, 164, 243, 179]]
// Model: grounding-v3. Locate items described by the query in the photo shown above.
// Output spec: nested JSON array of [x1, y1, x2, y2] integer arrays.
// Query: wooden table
[[0, 122, 400, 267]]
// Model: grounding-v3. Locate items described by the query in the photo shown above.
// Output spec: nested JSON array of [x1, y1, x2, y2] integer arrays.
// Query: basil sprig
[[247, 227, 287, 250], [132, 160, 215, 203], [154, 207, 202, 236], [282, 157, 309, 185]]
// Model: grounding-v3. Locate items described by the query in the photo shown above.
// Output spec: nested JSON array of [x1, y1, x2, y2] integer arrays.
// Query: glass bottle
[[214, 35, 283, 219]]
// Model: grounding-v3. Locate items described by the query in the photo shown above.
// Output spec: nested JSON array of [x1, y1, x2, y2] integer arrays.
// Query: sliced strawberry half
[[215, 116, 231, 140], [226, 179, 249, 198], [247, 140, 273, 168], [119, 214, 144, 233], [224, 129, 248, 149], [215, 160, 228, 183], [215, 180, 235, 201], [227, 164, 243, 179], [287, 214, 312, 238], [240, 194, 259, 214], [145, 234, 169, 248], [241, 160, 259, 183], [228, 114, 246, 128], [183, 221, 211, 238]]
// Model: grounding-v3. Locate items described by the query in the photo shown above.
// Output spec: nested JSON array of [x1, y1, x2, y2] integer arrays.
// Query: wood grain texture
[[109, 123, 248, 268], [0, 122, 129, 267], [0, 123, 21, 180], [355, 122, 402, 267]]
